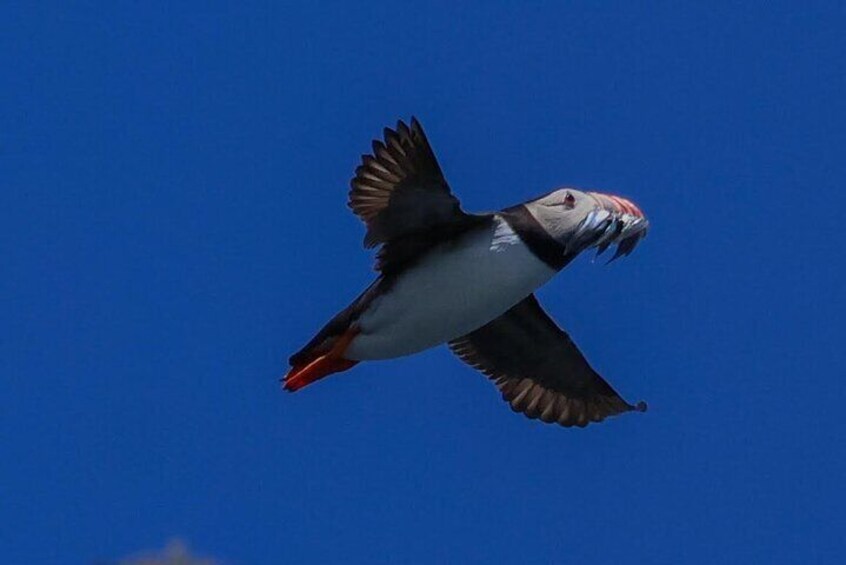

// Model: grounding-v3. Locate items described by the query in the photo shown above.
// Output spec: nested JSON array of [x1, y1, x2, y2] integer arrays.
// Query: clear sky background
[[2, 2, 844, 564]]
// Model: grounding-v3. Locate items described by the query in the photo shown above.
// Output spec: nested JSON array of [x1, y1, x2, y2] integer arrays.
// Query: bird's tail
[[283, 328, 359, 391]]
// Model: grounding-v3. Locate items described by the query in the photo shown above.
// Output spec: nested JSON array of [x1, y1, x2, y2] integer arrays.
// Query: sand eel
[[284, 118, 649, 427]]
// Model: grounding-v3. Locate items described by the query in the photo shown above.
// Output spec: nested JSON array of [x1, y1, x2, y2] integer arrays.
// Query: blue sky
[[2, 2, 844, 563]]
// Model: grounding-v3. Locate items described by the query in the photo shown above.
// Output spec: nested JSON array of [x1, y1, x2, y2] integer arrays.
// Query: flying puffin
[[284, 118, 649, 427]]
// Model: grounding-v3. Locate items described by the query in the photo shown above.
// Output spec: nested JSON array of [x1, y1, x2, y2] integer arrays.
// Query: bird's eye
[[562, 192, 576, 209]]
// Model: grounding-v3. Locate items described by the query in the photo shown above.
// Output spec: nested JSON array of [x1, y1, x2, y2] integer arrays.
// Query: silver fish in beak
[[564, 191, 649, 261]]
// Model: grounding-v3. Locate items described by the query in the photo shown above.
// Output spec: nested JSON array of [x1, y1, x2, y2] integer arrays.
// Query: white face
[[524, 187, 649, 259], [524, 188, 598, 244]]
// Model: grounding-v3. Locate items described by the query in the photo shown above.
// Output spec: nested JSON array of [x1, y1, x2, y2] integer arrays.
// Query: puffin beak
[[566, 192, 649, 261]]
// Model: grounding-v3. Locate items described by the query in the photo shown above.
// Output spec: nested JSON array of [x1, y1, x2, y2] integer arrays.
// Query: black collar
[[500, 205, 573, 271]]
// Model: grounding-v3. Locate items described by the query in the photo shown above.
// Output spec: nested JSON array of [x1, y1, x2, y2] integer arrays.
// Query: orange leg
[[283, 329, 360, 392]]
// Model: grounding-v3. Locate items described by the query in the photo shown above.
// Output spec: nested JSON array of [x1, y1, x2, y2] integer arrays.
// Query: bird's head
[[525, 188, 649, 261]]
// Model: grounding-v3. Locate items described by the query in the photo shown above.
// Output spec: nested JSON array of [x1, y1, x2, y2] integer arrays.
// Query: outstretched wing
[[448, 294, 646, 427], [349, 118, 486, 273]]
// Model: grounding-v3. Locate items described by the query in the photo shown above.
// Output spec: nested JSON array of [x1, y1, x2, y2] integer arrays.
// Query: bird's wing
[[349, 118, 486, 273], [448, 294, 646, 427]]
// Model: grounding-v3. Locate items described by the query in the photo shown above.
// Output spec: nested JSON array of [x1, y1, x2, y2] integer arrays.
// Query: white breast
[[346, 215, 557, 361]]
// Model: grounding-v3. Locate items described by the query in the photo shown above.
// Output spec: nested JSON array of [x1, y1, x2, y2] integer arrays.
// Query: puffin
[[284, 118, 649, 427]]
